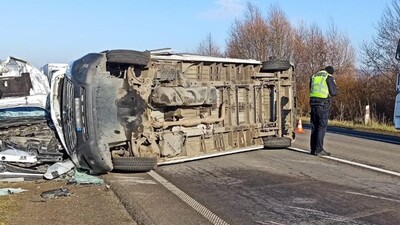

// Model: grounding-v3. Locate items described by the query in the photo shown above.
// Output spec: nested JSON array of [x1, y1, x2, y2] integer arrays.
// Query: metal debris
[[0, 149, 37, 163], [40, 188, 70, 199]]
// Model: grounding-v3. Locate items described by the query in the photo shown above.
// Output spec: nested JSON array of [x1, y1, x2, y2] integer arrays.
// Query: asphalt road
[[295, 126, 400, 172], [105, 129, 400, 225]]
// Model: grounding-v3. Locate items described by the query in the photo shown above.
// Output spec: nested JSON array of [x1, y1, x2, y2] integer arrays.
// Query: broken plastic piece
[[0, 171, 44, 179], [41, 188, 70, 199], [44, 160, 75, 180], [68, 169, 104, 185], [0, 188, 27, 196], [0, 149, 37, 163], [0, 177, 24, 182]]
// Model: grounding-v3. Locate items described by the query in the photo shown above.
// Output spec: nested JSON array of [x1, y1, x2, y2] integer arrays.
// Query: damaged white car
[[0, 57, 67, 176]]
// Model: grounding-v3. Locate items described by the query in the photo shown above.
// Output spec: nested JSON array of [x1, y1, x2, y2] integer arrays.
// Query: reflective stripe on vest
[[310, 70, 329, 98]]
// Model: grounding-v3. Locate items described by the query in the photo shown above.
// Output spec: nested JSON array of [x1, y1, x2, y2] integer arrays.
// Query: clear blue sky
[[0, 0, 391, 67]]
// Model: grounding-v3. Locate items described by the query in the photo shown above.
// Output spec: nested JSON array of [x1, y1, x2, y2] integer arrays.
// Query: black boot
[[317, 150, 331, 156]]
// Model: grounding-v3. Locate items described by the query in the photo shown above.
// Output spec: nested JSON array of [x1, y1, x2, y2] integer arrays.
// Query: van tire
[[263, 137, 291, 149], [261, 61, 291, 72], [105, 50, 150, 66], [112, 157, 157, 172]]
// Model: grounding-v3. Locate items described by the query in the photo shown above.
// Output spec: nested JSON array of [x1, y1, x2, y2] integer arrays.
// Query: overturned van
[[60, 50, 296, 174]]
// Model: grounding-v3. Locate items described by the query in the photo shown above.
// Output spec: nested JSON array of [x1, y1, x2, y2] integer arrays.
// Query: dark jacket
[[309, 72, 337, 106]]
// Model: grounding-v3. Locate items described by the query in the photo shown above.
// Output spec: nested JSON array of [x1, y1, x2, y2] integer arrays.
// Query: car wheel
[[112, 157, 157, 172], [105, 50, 150, 66], [260, 60, 291, 72]]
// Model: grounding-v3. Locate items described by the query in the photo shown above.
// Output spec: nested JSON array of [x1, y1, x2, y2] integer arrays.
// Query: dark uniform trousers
[[310, 103, 329, 154]]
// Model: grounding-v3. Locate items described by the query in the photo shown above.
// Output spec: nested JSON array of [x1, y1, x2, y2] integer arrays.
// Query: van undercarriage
[[64, 50, 296, 173]]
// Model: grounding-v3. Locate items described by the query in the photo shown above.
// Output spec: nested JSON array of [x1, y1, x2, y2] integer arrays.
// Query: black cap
[[324, 66, 334, 74]]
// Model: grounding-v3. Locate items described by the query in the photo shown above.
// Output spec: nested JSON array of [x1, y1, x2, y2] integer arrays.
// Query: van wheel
[[105, 50, 150, 66], [263, 137, 291, 149], [112, 157, 157, 172], [260, 60, 291, 72]]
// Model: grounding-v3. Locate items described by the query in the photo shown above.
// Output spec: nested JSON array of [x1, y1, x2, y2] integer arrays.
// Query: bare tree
[[293, 23, 327, 76], [360, 0, 400, 122], [224, 1, 361, 121], [266, 4, 293, 60], [325, 21, 356, 75], [194, 33, 223, 57], [323, 21, 359, 120], [226, 2, 294, 61], [361, 0, 400, 83], [292, 21, 357, 119], [226, 2, 270, 60], [291, 23, 327, 115]]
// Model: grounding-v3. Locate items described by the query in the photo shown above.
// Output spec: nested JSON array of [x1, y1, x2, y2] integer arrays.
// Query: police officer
[[309, 66, 337, 156]]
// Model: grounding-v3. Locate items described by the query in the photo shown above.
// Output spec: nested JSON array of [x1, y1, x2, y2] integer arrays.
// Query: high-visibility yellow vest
[[310, 70, 330, 98]]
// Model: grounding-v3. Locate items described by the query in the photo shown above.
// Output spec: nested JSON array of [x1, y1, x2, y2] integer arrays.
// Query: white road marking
[[288, 147, 400, 177], [256, 221, 285, 225], [148, 170, 230, 225], [287, 147, 309, 154]]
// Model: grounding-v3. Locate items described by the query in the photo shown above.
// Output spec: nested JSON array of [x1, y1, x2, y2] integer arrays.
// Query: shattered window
[[0, 107, 46, 122], [0, 107, 49, 128]]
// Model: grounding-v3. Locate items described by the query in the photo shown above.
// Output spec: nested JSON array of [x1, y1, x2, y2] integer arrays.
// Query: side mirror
[[396, 39, 400, 60]]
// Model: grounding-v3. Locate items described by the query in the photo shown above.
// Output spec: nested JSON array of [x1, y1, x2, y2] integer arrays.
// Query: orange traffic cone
[[295, 119, 305, 133]]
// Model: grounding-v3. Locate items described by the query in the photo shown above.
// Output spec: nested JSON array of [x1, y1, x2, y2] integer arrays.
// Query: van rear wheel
[[263, 137, 291, 149], [260, 60, 291, 72], [112, 157, 157, 172], [105, 50, 150, 66]]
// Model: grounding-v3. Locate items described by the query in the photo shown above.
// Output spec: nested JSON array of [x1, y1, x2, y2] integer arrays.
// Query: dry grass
[[299, 117, 400, 135], [0, 196, 19, 225]]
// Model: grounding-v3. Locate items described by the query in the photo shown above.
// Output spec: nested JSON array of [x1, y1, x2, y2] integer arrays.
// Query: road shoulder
[[0, 179, 136, 225]]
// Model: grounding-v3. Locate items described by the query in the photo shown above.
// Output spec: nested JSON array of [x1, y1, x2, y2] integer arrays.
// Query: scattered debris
[[44, 160, 75, 180], [68, 169, 104, 185], [0, 149, 37, 163], [0, 187, 27, 196], [0, 177, 24, 182], [0, 171, 45, 179], [40, 188, 70, 199]]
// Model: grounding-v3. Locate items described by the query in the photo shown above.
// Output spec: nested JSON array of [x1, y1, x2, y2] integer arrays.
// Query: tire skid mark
[[341, 208, 395, 222], [344, 191, 400, 203]]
